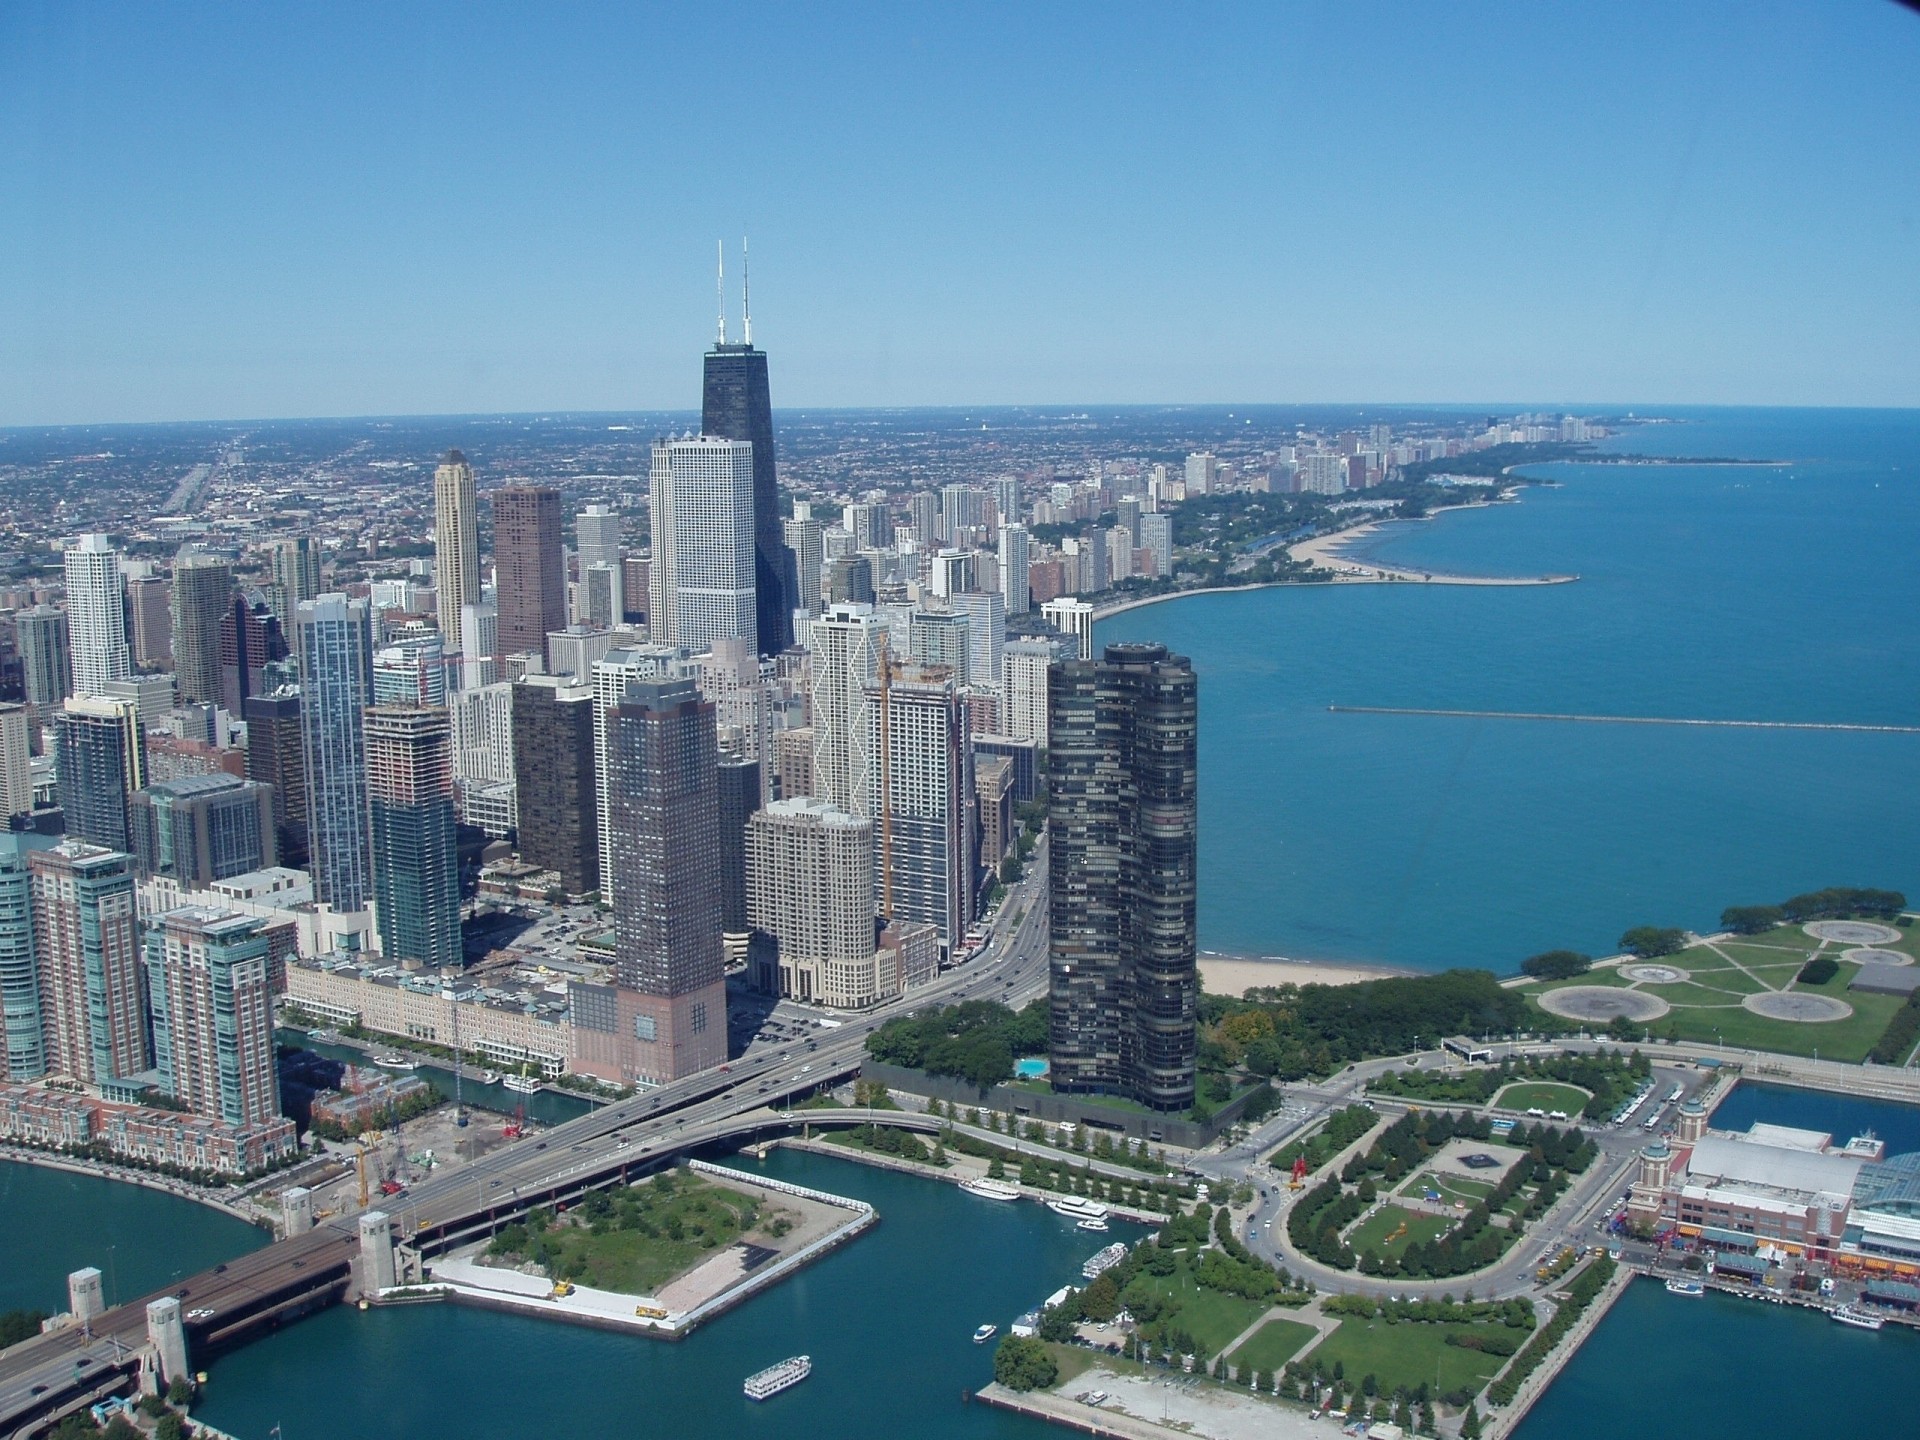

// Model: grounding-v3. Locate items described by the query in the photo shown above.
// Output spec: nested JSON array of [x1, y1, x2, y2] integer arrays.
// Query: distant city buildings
[[1048, 642, 1197, 1113]]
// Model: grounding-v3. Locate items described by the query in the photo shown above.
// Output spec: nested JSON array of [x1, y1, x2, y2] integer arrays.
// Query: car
[[186, 1308, 215, 1322]]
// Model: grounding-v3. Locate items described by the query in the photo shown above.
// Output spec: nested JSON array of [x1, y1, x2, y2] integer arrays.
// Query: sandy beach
[[1198, 954, 1415, 996], [1287, 508, 1576, 586]]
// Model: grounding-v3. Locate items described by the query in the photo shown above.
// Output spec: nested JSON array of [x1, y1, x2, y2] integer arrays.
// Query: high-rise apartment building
[[131, 774, 276, 885], [170, 549, 232, 706], [29, 841, 148, 1087], [18, 605, 73, 708], [941, 484, 988, 542], [145, 907, 280, 1127], [269, 537, 323, 622], [434, 450, 481, 646], [459, 603, 498, 690], [54, 696, 145, 852], [217, 592, 287, 715], [843, 503, 891, 553], [1139, 511, 1173, 579], [1041, 597, 1095, 661], [909, 609, 970, 684], [907, 490, 940, 546], [747, 797, 883, 1008], [63, 534, 133, 697], [703, 325, 794, 654], [953, 591, 1006, 692], [1002, 637, 1061, 745], [244, 692, 308, 867], [0, 705, 30, 820], [1047, 643, 1198, 1112], [589, 645, 691, 903], [581, 677, 727, 1083], [999, 524, 1031, 614], [372, 634, 448, 707], [126, 571, 173, 666], [809, 604, 885, 816], [647, 436, 758, 656], [716, 754, 761, 937], [783, 512, 824, 620], [510, 677, 599, 898], [0, 836, 45, 1079], [492, 485, 567, 663], [364, 705, 462, 970], [866, 665, 974, 953], [827, 555, 875, 606], [1184, 451, 1218, 497], [295, 595, 373, 913], [578, 563, 621, 629], [993, 476, 1022, 530]]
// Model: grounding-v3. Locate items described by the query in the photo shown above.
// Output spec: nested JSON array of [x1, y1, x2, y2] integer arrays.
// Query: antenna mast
[[716, 240, 726, 346], [742, 235, 752, 346]]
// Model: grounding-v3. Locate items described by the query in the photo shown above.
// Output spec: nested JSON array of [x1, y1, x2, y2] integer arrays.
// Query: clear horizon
[[4, 3, 1918, 425]]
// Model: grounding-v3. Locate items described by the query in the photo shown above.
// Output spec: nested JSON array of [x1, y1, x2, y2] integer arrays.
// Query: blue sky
[[2, 2, 1916, 423]]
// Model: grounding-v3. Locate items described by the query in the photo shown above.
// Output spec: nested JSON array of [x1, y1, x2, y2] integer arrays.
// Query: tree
[[166, 1378, 195, 1407], [0, 1310, 48, 1348], [1461, 1401, 1484, 1438], [1521, 950, 1592, 980], [993, 1334, 1059, 1391], [155, 1416, 187, 1440], [1619, 926, 1687, 959], [1720, 904, 1784, 935]]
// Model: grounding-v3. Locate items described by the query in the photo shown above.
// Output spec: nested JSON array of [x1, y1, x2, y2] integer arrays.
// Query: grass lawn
[[1521, 924, 1916, 1062], [1399, 1170, 1495, 1205], [488, 1171, 763, 1295], [1345, 1205, 1454, 1259], [1490, 1081, 1590, 1114], [1121, 1264, 1272, 1354], [1227, 1318, 1319, 1374], [1047, 1343, 1104, 1385], [1305, 1317, 1508, 1396]]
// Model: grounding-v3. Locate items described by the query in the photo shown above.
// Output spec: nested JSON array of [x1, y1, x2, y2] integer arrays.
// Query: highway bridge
[[0, 860, 1052, 1438]]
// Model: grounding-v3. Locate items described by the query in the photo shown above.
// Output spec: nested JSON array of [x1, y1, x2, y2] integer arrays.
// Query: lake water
[[1098, 408, 1920, 972]]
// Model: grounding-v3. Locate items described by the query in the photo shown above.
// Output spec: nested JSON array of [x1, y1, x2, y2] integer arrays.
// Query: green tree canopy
[[993, 1334, 1059, 1391], [1619, 926, 1687, 959], [1521, 950, 1591, 980]]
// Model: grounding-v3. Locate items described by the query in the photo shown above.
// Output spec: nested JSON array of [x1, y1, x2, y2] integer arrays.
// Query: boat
[[477, 1070, 502, 1085], [1081, 1242, 1128, 1280], [1047, 1197, 1109, 1221], [744, 1355, 812, 1400], [972, 1324, 998, 1344], [1077, 1217, 1110, 1233], [1664, 1280, 1705, 1297], [372, 1052, 415, 1070], [960, 1177, 1020, 1202], [503, 1074, 542, 1095], [1830, 1305, 1886, 1332]]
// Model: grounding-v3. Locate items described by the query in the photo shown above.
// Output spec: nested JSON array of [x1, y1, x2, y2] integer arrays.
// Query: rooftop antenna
[[742, 235, 752, 346], [716, 239, 727, 346]]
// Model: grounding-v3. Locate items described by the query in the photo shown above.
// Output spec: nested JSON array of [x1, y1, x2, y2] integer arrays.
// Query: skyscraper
[[866, 665, 975, 953], [747, 797, 881, 1008], [170, 548, 233, 706], [590, 644, 690, 903], [434, 450, 481, 647], [647, 436, 758, 655], [364, 705, 462, 970], [1002, 637, 1062, 745], [372, 634, 449, 707], [809, 604, 885, 816], [244, 691, 308, 867], [269, 536, 323, 620], [1041, 596, 1095, 661], [54, 696, 145, 852], [492, 485, 567, 663], [459, 602, 498, 690], [510, 676, 599, 898], [63, 534, 132, 698], [909, 609, 970, 682], [999, 523, 1031, 614], [0, 836, 45, 1080], [126, 571, 174, 667], [702, 286, 794, 654], [600, 677, 727, 1082], [827, 555, 875, 606], [145, 907, 280, 1126], [575, 503, 623, 573], [17, 605, 73, 708], [0, 705, 29, 820], [29, 841, 147, 1087], [716, 754, 761, 936], [783, 510, 824, 621], [953, 590, 1006, 692], [296, 595, 373, 913], [1047, 642, 1197, 1112], [1139, 511, 1173, 579], [217, 590, 287, 715]]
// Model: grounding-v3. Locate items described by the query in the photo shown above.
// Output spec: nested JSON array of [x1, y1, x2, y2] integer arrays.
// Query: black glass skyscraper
[[1046, 642, 1198, 1112], [702, 341, 795, 654]]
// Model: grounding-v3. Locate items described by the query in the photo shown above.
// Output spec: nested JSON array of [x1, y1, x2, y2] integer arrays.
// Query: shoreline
[[1198, 954, 1416, 996], [0, 1144, 272, 1229]]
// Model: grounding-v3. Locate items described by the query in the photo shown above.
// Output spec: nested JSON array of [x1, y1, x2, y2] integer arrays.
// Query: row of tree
[[1369, 1049, 1647, 1121], [1723, 887, 1907, 932], [864, 998, 1047, 1087]]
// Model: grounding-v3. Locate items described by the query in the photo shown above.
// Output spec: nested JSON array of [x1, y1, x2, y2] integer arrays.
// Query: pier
[[1330, 705, 1920, 735]]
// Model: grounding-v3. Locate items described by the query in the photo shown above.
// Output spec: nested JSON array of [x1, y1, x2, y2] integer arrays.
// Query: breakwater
[[1329, 705, 1920, 735]]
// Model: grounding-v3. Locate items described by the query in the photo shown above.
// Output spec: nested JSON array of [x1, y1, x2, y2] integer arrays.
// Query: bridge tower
[[281, 1186, 314, 1236], [145, 1298, 189, 1388], [359, 1210, 397, 1293], [67, 1268, 104, 1327]]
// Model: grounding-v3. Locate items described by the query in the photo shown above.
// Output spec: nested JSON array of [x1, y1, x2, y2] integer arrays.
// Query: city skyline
[[4, 5, 1918, 426]]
